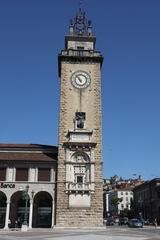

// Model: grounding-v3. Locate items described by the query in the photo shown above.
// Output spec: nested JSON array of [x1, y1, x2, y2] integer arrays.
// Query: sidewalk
[[0, 226, 160, 240], [0, 225, 160, 232], [143, 225, 160, 230]]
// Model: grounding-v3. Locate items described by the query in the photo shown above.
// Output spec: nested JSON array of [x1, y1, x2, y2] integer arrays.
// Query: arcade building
[[0, 8, 103, 229], [0, 144, 57, 229]]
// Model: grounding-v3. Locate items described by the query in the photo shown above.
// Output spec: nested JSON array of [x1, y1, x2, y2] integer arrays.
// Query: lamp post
[[21, 185, 29, 231], [138, 196, 143, 221]]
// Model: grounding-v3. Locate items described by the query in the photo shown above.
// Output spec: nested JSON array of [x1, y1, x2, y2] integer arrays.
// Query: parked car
[[128, 218, 143, 228], [106, 217, 114, 226], [119, 217, 128, 225], [143, 219, 151, 225]]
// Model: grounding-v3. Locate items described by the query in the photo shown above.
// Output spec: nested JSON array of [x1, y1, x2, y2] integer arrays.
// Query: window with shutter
[[16, 168, 28, 181], [38, 169, 50, 182], [0, 168, 6, 181]]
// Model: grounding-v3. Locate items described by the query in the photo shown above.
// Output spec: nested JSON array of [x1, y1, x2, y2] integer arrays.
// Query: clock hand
[[77, 76, 82, 83]]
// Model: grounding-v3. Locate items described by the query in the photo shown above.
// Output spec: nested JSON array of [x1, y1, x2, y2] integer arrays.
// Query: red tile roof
[[0, 143, 57, 149], [0, 152, 57, 162], [0, 144, 58, 162]]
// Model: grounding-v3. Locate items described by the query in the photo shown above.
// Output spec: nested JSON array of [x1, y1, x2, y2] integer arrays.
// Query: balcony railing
[[60, 49, 102, 58], [66, 182, 92, 192]]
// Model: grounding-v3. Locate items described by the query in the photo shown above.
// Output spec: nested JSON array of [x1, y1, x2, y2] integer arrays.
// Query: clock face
[[71, 71, 91, 89]]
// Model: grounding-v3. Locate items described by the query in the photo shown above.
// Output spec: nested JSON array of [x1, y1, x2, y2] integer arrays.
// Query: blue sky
[[0, 0, 160, 180]]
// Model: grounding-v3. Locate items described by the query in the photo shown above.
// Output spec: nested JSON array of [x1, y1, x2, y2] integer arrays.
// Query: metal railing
[[60, 49, 102, 58]]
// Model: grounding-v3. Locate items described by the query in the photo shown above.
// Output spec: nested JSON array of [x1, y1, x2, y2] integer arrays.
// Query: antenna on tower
[[79, 0, 83, 9]]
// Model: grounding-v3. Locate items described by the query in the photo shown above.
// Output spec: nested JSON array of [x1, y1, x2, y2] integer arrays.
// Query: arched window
[[72, 152, 90, 163]]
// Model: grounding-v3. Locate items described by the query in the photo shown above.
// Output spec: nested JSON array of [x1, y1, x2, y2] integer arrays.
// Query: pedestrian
[[15, 220, 18, 228], [154, 218, 157, 229], [17, 218, 21, 228]]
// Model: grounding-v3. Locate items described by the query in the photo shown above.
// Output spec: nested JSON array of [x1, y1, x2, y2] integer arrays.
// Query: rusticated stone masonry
[[56, 60, 103, 227]]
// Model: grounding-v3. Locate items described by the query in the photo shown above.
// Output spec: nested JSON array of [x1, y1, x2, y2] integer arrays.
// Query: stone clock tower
[[56, 8, 103, 227]]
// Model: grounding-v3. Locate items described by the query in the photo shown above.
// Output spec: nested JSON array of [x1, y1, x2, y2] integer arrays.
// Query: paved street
[[0, 226, 160, 240]]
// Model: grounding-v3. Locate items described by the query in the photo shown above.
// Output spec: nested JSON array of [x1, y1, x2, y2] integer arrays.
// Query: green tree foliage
[[111, 196, 122, 209]]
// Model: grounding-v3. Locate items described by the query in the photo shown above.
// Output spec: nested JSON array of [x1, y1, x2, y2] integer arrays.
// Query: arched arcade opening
[[10, 191, 30, 228], [32, 191, 52, 228], [0, 191, 7, 228]]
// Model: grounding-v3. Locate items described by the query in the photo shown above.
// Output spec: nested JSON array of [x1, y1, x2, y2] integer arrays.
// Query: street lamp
[[21, 185, 29, 231], [138, 196, 143, 220]]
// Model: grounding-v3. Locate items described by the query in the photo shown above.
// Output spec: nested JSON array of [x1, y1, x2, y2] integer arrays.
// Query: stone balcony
[[60, 49, 102, 58], [65, 182, 94, 193]]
